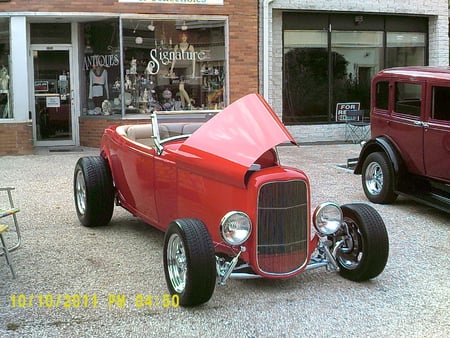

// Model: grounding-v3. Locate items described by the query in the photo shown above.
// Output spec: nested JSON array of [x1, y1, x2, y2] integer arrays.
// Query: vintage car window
[[375, 81, 389, 110], [431, 86, 450, 121], [394, 82, 421, 117]]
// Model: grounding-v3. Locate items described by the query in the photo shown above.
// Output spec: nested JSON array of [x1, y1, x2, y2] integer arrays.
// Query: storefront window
[[283, 15, 427, 124], [283, 30, 328, 123], [332, 31, 383, 119], [81, 19, 120, 116], [82, 18, 226, 117], [0, 17, 11, 119], [30, 23, 71, 44], [121, 18, 226, 115], [386, 32, 426, 67]]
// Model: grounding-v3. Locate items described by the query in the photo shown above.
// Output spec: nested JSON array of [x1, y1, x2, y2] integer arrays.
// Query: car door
[[388, 80, 425, 176], [111, 138, 159, 226], [424, 84, 450, 181]]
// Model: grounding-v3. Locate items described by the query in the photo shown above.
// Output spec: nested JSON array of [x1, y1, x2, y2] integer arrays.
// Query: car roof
[[376, 66, 450, 81]]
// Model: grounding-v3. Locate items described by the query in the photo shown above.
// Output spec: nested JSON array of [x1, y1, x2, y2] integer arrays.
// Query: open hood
[[177, 94, 297, 188]]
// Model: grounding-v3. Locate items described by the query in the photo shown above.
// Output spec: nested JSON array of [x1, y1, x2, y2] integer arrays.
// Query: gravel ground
[[0, 144, 448, 338]]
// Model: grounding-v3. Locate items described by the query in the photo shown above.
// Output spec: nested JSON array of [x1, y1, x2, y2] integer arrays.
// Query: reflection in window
[[121, 19, 226, 115], [386, 32, 425, 67], [81, 18, 226, 116], [394, 82, 422, 117], [81, 19, 120, 116], [283, 30, 328, 123], [30, 23, 71, 44], [0, 17, 11, 118], [332, 31, 383, 119], [432, 86, 450, 121], [375, 81, 389, 110]]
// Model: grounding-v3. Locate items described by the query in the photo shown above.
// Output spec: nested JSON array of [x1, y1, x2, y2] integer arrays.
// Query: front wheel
[[335, 203, 389, 281], [163, 218, 216, 307]]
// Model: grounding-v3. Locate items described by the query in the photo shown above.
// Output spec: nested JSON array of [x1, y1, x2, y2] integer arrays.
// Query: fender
[[354, 136, 405, 177]]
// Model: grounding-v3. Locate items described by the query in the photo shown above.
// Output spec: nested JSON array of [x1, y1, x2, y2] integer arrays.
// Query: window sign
[[46, 96, 61, 108], [118, 0, 223, 5], [35, 81, 49, 92], [336, 102, 360, 122]]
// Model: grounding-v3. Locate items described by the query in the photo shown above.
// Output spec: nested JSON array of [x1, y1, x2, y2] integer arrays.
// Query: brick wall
[[0, 123, 33, 155]]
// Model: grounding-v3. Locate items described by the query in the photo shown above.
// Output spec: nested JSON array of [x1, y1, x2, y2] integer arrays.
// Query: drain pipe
[[263, 0, 274, 101]]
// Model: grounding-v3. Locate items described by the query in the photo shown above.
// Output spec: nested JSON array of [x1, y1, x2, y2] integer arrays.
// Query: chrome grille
[[257, 180, 308, 274]]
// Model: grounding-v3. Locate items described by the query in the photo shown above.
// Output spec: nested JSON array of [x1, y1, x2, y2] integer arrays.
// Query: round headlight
[[313, 203, 343, 235], [220, 211, 252, 246]]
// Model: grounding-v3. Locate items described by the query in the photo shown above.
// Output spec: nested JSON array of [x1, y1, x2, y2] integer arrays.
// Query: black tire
[[163, 219, 216, 307], [336, 203, 389, 281], [73, 156, 115, 227], [361, 152, 398, 204]]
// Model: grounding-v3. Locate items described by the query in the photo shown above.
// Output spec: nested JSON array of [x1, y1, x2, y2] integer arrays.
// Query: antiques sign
[[336, 102, 360, 122], [118, 0, 223, 4]]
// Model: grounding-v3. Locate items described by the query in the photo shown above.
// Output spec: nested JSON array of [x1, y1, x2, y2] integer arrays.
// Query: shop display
[[82, 19, 225, 116], [0, 65, 9, 118]]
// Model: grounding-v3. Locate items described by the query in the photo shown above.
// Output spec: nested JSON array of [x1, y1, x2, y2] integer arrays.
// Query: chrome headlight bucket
[[220, 211, 252, 246], [313, 203, 343, 235]]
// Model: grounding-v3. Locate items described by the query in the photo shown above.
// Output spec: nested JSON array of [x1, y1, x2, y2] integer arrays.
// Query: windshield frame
[[150, 110, 220, 155]]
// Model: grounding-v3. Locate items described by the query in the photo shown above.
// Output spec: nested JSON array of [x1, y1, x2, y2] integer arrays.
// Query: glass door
[[32, 47, 74, 145]]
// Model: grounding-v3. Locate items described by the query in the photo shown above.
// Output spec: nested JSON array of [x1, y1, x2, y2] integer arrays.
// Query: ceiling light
[[147, 21, 155, 31], [181, 21, 188, 31], [135, 36, 143, 44]]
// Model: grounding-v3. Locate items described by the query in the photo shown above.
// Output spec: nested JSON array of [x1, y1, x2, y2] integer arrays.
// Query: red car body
[[75, 93, 389, 306], [101, 94, 313, 277]]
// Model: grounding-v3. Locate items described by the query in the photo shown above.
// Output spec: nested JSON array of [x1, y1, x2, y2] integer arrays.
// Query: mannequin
[[88, 65, 109, 107], [178, 76, 191, 109], [0, 66, 9, 91], [170, 32, 195, 78]]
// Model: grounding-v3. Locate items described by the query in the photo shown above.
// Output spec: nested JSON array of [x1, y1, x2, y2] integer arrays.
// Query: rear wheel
[[74, 156, 114, 227], [362, 152, 398, 204], [336, 203, 389, 281], [163, 218, 216, 306]]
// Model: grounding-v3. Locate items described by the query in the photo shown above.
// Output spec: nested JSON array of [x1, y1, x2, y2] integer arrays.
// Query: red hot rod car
[[74, 94, 389, 306]]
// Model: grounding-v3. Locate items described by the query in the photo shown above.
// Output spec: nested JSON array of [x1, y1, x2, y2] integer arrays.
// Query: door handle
[[413, 121, 429, 128]]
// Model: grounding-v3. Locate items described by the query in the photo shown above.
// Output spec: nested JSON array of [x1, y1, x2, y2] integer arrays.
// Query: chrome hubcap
[[365, 162, 383, 195], [338, 220, 363, 270], [75, 170, 87, 215], [167, 233, 187, 293]]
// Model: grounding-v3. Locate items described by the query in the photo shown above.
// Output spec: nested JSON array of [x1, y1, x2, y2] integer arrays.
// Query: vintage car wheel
[[163, 219, 216, 306], [73, 156, 114, 227], [361, 152, 398, 204], [336, 203, 389, 281]]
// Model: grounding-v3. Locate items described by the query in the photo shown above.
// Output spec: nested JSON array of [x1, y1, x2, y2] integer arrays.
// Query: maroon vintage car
[[354, 67, 450, 213], [74, 94, 389, 306]]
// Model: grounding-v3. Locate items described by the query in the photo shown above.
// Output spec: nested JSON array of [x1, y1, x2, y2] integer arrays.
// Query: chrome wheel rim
[[167, 233, 187, 293], [337, 220, 363, 270], [75, 170, 87, 215], [365, 161, 383, 195]]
